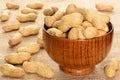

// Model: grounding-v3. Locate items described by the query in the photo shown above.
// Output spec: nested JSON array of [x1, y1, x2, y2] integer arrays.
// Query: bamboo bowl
[[43, 23, 114, 76]]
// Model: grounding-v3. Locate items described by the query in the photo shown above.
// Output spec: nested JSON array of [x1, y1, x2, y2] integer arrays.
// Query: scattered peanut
[[5, 52, 31, 64], [22, 61, 54, 78], [23, 61, 40, 73], [37, 34, 44, 48], [17, 43, 40, 54], [96, 3, 114, 12], [0, 64, 25, 78], [1, 10, 10, 22], [44, 11, 65, 27], [21, 8, 38, 14], [19, 25, 40, 37], [43, 7, 58, 16], [36, 62, 54, 78], [2, 23, 20, 32], [8, 33, 22, 47], [6, 2, 19, 9], [26, 2, 43, 9], [104, 59, 120, 78], [16, 13, 37, 22]]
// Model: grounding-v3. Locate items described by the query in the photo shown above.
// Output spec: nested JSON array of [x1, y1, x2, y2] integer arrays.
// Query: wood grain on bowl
[[43, 23, 113, 75]]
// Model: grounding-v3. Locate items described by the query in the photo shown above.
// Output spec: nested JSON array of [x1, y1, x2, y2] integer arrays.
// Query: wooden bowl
[[43, 23, 114, 76]]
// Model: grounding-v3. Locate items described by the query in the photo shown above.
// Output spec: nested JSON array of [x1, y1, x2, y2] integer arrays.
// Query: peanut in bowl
[[43, 22, 113, 76]]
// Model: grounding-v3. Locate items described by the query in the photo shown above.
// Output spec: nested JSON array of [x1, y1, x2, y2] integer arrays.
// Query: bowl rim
[[43, 22, 114, 41]]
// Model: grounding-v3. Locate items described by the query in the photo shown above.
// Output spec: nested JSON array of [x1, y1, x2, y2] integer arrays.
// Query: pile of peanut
[[0, 1, 119, 79], [44, 4, 111, 40], [0, 2, 54, 79]]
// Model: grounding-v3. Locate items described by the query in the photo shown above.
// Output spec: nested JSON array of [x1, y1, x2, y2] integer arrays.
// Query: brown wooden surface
[[0, 0, 120, 80]]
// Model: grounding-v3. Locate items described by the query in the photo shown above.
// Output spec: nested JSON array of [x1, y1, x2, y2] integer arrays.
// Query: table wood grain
[[0, 0, 120, 80]]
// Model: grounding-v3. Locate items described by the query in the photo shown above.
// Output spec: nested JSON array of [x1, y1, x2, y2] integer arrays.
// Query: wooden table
[[0, 0, 120, 80]]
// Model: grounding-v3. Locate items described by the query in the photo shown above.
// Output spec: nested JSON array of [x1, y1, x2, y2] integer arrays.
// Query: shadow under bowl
[[43, 23, 114, 76]]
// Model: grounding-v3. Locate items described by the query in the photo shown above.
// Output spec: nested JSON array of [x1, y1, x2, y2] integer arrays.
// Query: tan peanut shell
[[96, 3, 113, 12], [2, 23, 20, 32], [36, 62, 54, 78], [44, 11, 65, 27], [1, 10, 10, 22], [6, 2, 19, 9], [68, 28, 79, 40], [5, 52, 31, 64], [47, 28, 63, 37], [43, 7, 58, 16], [8, 33, 22, 47], [19, 25, 40, 37], [17, 43, 40, 54], [58, 12, 83, 32], [0, 64, 25, 78], [26, 2, 43, 9], [23, 61, 40, 73], [84, 26, 98, 39], [16, 13, 37, 22], [37, 34, 44, 48], [21, 8, 38, 14]]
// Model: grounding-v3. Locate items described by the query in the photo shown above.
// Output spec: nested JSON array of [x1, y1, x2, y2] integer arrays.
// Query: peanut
[[17, 43, 40, 54], [104, 59, 120, 78], [5, 52, 31, 64], [96, 3, 114, 12], [26, 2, 43, 9], [2, 23, 20, 32], [6, 2, 19, 9], [43, 7, 58, 16], [23, 61, 40, 73], [58, 12, 83, 32], [0, 64, 25, 78], [19, 25, 40, 37], [66, 4, 77, 14], [81, 21, 93, 28], [21, 8, 38, 14], [84, 26, 98, 39], [68, 28, 79, 40], [1, 10, 10, 22], [22, 61, 54, 78], [44, 11, 65, 27], [8, 33, 22, 47], [16, 13, 37, 22], [47, 28, 63, 37], [37, 34, 44, 48]]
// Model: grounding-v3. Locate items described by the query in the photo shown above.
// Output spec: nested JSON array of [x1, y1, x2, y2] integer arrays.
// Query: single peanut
[[17, 43, 40, 54], [0, 64, 25, 78], [21, 8, 38, 14], [5, 52, 31, 64], [6, 2, 19, 9], [96, 3, 114, 12], [26, 2, 43, 9], [44, 11, 65, 27], [1, 10, 10, 22], [16, 13, 37, 22], [19, 25, 40, 37], [2, 23, 20, 32], [8, 33, 22, 47]]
